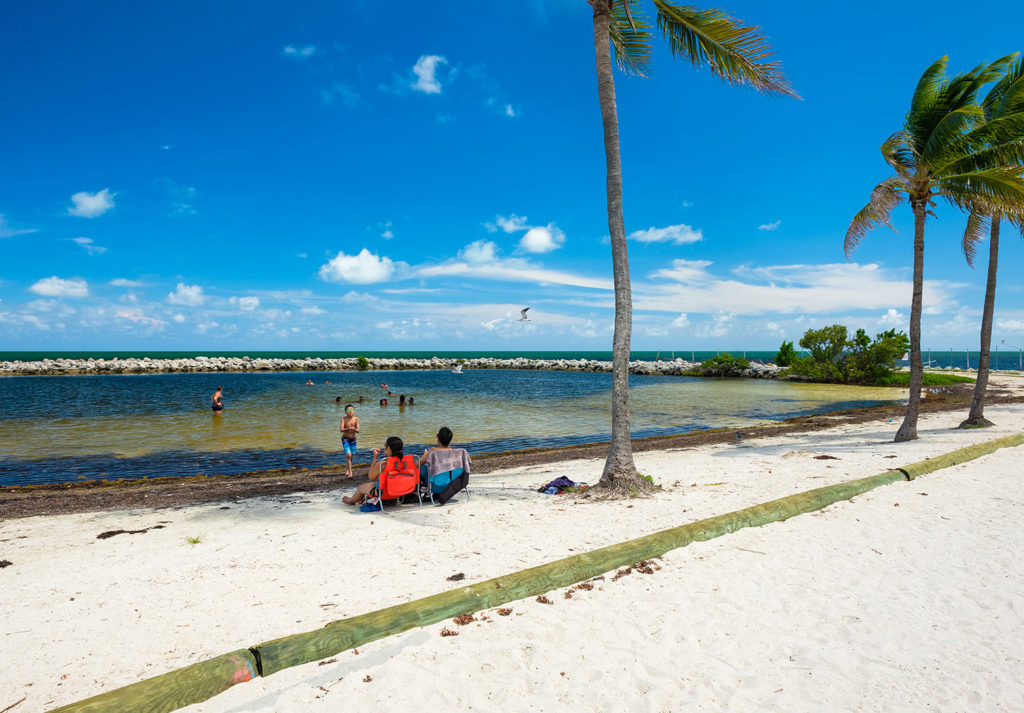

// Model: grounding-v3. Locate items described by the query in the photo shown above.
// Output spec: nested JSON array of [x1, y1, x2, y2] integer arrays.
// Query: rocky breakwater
[[0, 355, 785, 378]]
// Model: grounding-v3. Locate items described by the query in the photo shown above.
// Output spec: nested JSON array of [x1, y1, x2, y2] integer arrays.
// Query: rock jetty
[[0, 355, 785, 379]]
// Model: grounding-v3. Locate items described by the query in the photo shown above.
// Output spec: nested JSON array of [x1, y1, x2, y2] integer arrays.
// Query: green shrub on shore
[[686, 353, 750, 377], [775, 340, 797, 367], [877, 372, 975, 386], [787, 325, 909, 385], [356, 356, 370, 371]]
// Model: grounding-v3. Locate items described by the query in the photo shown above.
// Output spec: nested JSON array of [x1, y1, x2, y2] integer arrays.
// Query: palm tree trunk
[[961, 215, 1000, 428], [895, 200, 926, 442], [591, 0, 641, 486]]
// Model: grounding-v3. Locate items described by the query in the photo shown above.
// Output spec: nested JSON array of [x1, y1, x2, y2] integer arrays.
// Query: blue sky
[[3, 0, 1024, 351]]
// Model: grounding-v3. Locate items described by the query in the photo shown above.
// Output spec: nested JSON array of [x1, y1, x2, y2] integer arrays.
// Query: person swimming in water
[[211, 385, 224, 414]]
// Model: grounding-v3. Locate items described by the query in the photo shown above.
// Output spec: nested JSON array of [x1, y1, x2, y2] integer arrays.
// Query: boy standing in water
[[340, 404, 360, 478]]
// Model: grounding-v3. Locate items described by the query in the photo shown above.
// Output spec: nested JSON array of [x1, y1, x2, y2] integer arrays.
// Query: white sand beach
[[3, 401, 1023, 712]]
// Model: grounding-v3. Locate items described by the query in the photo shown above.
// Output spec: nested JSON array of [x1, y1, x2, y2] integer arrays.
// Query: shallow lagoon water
[[0, 369, 902, 486]]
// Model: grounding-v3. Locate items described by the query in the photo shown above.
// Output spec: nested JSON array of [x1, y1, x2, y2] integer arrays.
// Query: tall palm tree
[[590, 0, 797, 489], [959, 56, 1024, 429], [845, 55, 1024, 442]]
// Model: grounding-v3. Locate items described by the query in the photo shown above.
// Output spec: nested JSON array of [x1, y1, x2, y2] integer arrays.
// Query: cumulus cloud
[[72, 237, 106, 255], [758, 220, 782, 232], [173, 313, 186, 323], [29, 276, 89, 298], [319, 248, 401, 284], [167, 282, 206, 306], [229, 296, 260, 311], [0, 214, 37, 238], [878, 308, 905, 326], [109, 278, 147, 287], [488, 214, 529, 233], [301, 306, 326, 315], [519, 224, 565, 254], [505, 104, 517, 118], [411, 55, 448, 94], [460, 240, 499, 264], [67, 188, 115, 218], [671, 313, 690, 329], [628, 223, 703, 245], [282, 44, 317, 59]]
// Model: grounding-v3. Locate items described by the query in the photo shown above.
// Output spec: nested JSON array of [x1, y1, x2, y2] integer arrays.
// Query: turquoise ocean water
[[0, 366, 907, 487]]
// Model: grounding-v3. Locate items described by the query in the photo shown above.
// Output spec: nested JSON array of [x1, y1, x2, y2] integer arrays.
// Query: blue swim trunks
[[342, 437, 357, 455]]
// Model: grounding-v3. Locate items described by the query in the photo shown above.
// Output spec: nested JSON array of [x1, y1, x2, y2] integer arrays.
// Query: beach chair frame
[[420, 466, 469, 506]]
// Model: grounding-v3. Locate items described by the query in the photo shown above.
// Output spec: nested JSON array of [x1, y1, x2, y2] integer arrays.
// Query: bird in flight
[[518, 307, 531, 322]]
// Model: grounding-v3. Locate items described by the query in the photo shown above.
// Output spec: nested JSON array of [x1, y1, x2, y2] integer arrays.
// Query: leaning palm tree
[[845, 55, 1024, 442], [959, 55, 1024, 429], [590, 0, 797, 490]]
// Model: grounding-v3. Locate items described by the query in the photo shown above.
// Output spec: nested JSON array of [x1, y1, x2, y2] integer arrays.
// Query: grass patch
[[876, 372, 975, 386], [185, 535, 202, 545]]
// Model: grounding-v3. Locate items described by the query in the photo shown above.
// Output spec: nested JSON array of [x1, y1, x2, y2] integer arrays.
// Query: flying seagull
[[518, 307, 531, 322]]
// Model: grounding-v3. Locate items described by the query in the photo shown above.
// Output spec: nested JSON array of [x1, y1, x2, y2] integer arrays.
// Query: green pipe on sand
[[49, 433, 1022, 712]]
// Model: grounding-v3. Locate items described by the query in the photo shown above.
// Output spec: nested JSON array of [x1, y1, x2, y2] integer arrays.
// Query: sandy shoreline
[[2, 394, 1023, 712]]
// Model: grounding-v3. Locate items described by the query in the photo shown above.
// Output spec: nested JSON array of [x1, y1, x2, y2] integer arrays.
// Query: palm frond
[[881, 130, 916, 176], [982, 53, 1023, 117], [921, 105, 985, 164], [608, 0, 653, 77], [652, 1, 798, 98], [906, 56, 949, 146], [961, 210, 990, 267], [845, 177, 904, 257], [938, 165, 1024, 215], [940, 139, 1024, 175]]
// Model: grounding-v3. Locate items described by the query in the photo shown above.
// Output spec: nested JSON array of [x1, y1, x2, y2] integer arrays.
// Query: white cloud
[[173, 313, 186, 323], [115, 309, 167, 327], [282, 44, 317, 59], [505, 104, 517, 118], [411, 55, 448, 94], [639, 262, 963, 317], [489, 214, 529, 233], [319, 248, 401, 284], [0, 214, 37, 238], [651, 259, 714, 284], [109, 278, 147, 287], [519, 224, 565, 254], [196, 321, 220, 334], [29, 276, 89, 298], [671, 313, 690, 329], [758, 220, 782, 232], [878, 308, 905, 327], [72, 237, 107, 255], [229, 296, 260, 311], [996, 319, 1024, 333], [167, 282, 206, 306], [419, 260, 610, 291], [696, 312, 735, 338], [460, 240, 499, 264], [381, 229, 394, 239], [301, 306, 326, 315], [67, 188, 115, 218], [628, 223, 703, 245], [119, 292, 139, 304]]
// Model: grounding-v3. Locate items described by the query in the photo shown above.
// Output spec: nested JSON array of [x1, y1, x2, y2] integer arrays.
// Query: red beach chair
[[367, 454, 421, 511]]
